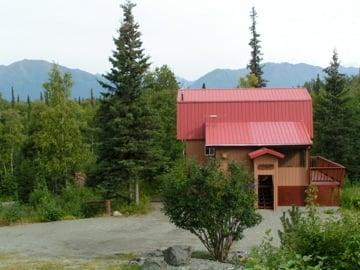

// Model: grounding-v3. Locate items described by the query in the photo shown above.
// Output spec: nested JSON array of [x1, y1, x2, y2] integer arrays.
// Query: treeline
[[0, 66, 181, 202], [305, 51, 360, 180]]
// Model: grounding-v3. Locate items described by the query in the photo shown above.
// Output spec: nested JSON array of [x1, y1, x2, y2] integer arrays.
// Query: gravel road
[[0, 204, 291, 260]]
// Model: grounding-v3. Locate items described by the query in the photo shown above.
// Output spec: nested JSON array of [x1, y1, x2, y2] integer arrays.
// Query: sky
[[0, 0, 359, 80]]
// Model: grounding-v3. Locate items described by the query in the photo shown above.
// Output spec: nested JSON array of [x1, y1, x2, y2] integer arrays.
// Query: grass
[[191, 250, 214, 260], [341, 183, 360, 210], [0, 252, 141, 270]]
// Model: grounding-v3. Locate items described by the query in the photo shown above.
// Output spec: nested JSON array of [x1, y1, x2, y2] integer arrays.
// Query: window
[[204, 146, 216, 157]]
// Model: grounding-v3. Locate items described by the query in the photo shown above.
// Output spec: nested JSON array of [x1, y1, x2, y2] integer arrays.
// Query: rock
[[227, 250, 248, 264], [142, 257, 167, 270], [113, 211, 122, 217], [142, 249, 164, 258], [163, 245, 193, 266], [129, 256, 146, 266]]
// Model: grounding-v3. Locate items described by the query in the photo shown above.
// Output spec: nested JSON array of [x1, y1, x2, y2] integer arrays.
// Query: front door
[[258, 175, 274, 209]]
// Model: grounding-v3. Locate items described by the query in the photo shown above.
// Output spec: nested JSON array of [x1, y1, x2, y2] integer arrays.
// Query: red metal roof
[[248, 148, 285, 159], [177, 88, 313, 140], [205, 121, 312, 146], [177, 88, 311, 103]]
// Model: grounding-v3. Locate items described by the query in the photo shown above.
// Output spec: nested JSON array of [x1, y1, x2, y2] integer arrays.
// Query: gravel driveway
[[0, 203, 289, 260]]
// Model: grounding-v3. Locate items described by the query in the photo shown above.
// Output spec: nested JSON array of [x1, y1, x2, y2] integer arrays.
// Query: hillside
[[0, 59, 103, 100], [190, 62, 359, 88], [0, 60, 358, 99]]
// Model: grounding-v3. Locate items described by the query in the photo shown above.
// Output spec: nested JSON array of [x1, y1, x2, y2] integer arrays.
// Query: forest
[[0, 2, 360, 224]]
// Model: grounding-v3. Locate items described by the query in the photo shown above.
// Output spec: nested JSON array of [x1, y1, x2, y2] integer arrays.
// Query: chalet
[[176, 88, 345, 209]]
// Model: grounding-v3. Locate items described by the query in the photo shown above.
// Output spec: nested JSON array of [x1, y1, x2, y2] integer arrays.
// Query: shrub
[[245, 230, 324, 270], [59, 184, 100, 218], [341, 183, 360, 210], [29, 187, 63, 222], [276, 207, 360, 270], [161, 159, 261, 262], [113, 195, 151, 215], [0, 202, 25, 225]]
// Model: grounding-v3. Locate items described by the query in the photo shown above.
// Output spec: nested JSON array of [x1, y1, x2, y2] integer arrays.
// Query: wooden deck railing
[[310, 156, 346, 186]]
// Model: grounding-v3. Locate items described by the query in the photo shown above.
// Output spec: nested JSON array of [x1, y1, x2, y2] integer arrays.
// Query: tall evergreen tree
[[94, 1, 163, 204], [11, 87, 15, 107], [90, 88, 95, 106], [313, 50, 352, 167], [202, 83, 206, 89], [247, 7, 266, 87]]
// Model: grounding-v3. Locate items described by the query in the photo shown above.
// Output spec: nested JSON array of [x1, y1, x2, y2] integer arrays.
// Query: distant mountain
[[0, 60, 358, 100], [0, 59, 104, 100], [190, 62, 359, 88], [176, 76, 192, 88]]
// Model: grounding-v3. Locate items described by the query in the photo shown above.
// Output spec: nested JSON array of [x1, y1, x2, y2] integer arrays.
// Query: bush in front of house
[[161, 159, 261, 262], [245, 206, 360, 270]]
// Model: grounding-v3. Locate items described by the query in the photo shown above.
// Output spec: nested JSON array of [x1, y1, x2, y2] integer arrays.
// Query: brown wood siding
[[185, 140, 206, 163], [215, 147, 254, 169], [278, 186, 307, 206], [278, 167, 309, 186], [315, 185, 340, 206]]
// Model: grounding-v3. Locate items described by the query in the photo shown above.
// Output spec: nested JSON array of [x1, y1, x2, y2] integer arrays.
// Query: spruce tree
[[247, 7, 266, 87], [94, 1, 163, 204], [11, 87, 15, 107], [313, 50, 351, 166], [90, 88, 95, 106], [202, 83, 206, 89]]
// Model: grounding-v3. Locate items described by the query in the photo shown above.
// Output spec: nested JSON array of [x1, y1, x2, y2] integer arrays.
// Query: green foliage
[[0, 203, 26, 225], [94, 1, 165, 201], [238, 73, 260, 88], [58, 184, 100, 218], [247, 7, 266, 87], [341, 183, 360, 210], [276, 207, 360, 270], [313, 50, 353, 173], [0, 108, 25, 198], [113, 194, 151, 215], [29, 187, 63, 222], [162, 159, 261, 262]]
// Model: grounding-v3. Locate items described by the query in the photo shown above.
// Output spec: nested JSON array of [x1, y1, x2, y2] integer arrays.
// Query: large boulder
[[163, 245, 193, 266]]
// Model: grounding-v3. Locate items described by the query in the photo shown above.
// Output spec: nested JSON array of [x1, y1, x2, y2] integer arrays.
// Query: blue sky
[[0, 0, 359, 80]]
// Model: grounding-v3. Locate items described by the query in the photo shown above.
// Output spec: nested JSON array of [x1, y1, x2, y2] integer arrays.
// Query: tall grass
[[341, 183, 360, 210]]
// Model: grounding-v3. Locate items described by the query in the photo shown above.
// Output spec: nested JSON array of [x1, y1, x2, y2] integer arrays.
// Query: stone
[[163, 245, 193, 266], [129, 256, 146, 266], [227, 250, 248, 264], [142, 249, 164, 258], [142, 257, 167, 270], [113, 211, 122, 217]]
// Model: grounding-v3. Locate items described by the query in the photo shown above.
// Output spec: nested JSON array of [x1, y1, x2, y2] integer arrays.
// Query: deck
[[310, 156, 346, 186]]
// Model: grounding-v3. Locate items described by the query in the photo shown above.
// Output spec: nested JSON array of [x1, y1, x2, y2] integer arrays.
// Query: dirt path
[[0, 204, 290, 260]]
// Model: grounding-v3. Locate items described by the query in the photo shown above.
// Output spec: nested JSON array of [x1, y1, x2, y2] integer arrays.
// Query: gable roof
[[177, 88, 313, 141], [205, 121, 312, 146], [248, 147, 285, 159]]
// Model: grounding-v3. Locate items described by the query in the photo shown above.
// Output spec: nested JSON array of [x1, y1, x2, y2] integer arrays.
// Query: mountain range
[[0, 59, 358, 100]]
